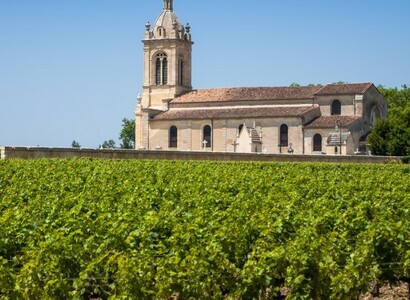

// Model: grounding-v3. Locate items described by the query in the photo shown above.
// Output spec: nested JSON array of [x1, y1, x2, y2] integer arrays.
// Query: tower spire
[[163, 0, 173, 11]]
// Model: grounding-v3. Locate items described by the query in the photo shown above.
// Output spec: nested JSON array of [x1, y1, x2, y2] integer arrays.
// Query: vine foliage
[[0, 159, 409, 299]]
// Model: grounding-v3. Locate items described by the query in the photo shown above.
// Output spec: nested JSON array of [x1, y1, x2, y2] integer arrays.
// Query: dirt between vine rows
[[360, 283, 409, 300], [277, 283, 410, 299], [89, 283, 409, 299]]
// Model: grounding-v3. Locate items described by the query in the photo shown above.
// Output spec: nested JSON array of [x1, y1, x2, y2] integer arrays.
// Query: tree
[[369, 85, 410, 156], [119, 118, 135, 149], [71, 140, 81, 148], [377, 85, 410, 120], [99, 140, 117, 149]]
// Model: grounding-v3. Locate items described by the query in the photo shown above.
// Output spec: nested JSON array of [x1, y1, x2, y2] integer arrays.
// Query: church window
[[162, 57, 168, 85], [169, 126, 178, 148], [178, 56, 184, 85], [155, 58, 161, 85], [155, 53, 168, 85], [158, 27, 166, 38], [203, 125, 212, 148], [313, 134, 322, 152], [279, 124, 288, 147], [331, 100, 341, 115]]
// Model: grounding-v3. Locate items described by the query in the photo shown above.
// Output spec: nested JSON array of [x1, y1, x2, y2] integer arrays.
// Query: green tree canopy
[[99, 139, 117, 149], [71, 140, 81, 148], [369, 85, 410, 156], [119, 118, 135, 149], [377, 84, 410, 120]]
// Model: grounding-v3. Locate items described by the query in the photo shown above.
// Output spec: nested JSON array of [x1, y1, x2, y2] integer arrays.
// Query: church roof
[[172, 86, 322, 103], [314, 82, 373, 95], [172, 83, 373, 104], [305, 116, 362, 128], [152, 105, 320, 121]]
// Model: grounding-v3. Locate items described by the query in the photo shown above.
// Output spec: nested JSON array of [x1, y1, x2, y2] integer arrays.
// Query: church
[[135, 0, 387, 155]]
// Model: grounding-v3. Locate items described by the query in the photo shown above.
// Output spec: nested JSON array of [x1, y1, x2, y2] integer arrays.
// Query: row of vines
[[0, 159, 410, 299]]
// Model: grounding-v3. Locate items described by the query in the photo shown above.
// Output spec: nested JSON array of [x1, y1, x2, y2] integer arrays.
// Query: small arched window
[[280, 124, 288, 147], [203, 125, 212, 148], [157, 27, 166, 38], [331, 100, 341, 115], [155, 53, 168, 85], [169, 126, 177, 148], [313, 134, 322, 152]]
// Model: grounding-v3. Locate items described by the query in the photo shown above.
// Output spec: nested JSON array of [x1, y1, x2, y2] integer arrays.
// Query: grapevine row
[[0, 159, 409, 299]]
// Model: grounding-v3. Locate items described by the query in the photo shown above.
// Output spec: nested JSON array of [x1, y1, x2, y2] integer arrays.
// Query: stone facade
[[135, 0, 388, 155]]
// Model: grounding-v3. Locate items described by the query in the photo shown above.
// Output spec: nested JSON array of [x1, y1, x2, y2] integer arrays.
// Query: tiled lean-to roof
[[305, 116, 362, 128], [152, 105, 320, 121], [327, 132, 351, 146], [248, 127, 262, 144]]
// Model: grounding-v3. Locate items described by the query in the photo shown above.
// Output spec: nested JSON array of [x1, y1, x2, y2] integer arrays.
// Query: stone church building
[[135, 0, 387, 155]]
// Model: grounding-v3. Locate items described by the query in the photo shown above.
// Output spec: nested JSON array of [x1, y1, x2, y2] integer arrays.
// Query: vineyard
[[0, 159, 410, 299]]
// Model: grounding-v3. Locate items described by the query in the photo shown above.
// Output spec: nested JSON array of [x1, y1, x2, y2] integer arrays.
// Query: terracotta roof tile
[[315, 83, 373, 96], [152, 106, 320, 121], [172, 86, 322, 103], [305, 116, 362, 128]]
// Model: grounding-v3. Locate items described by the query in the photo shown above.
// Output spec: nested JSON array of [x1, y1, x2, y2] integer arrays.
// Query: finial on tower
[[163, 0, 173, 11]]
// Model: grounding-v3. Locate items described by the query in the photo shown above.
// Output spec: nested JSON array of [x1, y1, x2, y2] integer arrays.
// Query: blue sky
[[1, 0, 409, 148]]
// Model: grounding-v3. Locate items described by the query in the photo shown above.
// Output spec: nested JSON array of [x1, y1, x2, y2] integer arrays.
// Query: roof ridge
[[182, 85, 323, 91]]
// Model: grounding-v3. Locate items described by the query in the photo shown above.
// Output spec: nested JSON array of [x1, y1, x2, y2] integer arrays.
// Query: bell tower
[[135, 0, 193, 149], [141, 0, 193, 110]]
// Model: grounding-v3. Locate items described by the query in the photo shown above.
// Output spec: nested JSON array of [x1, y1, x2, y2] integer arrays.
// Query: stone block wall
[[0, 146, 397, 164]]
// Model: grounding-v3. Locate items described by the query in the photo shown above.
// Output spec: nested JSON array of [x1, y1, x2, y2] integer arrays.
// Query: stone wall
[[0, 146, 398, 164]]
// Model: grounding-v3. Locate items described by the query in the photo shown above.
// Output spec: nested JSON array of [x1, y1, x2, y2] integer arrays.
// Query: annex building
[[135, 0, 387, 155]]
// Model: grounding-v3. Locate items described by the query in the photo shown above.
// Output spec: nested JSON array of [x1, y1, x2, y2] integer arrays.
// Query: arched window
[[155, 58, 161, 85], [155, 53, 168, 85], [203, 125, 212, 148], [280, 124, 288, 147], [157, 27, 166, 38], [178, 56, 184, 86], [370, 106, 381, 127], [169, 126, 177, 148], [331, 100, 341, 115], [313, 134, 322, 152]]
